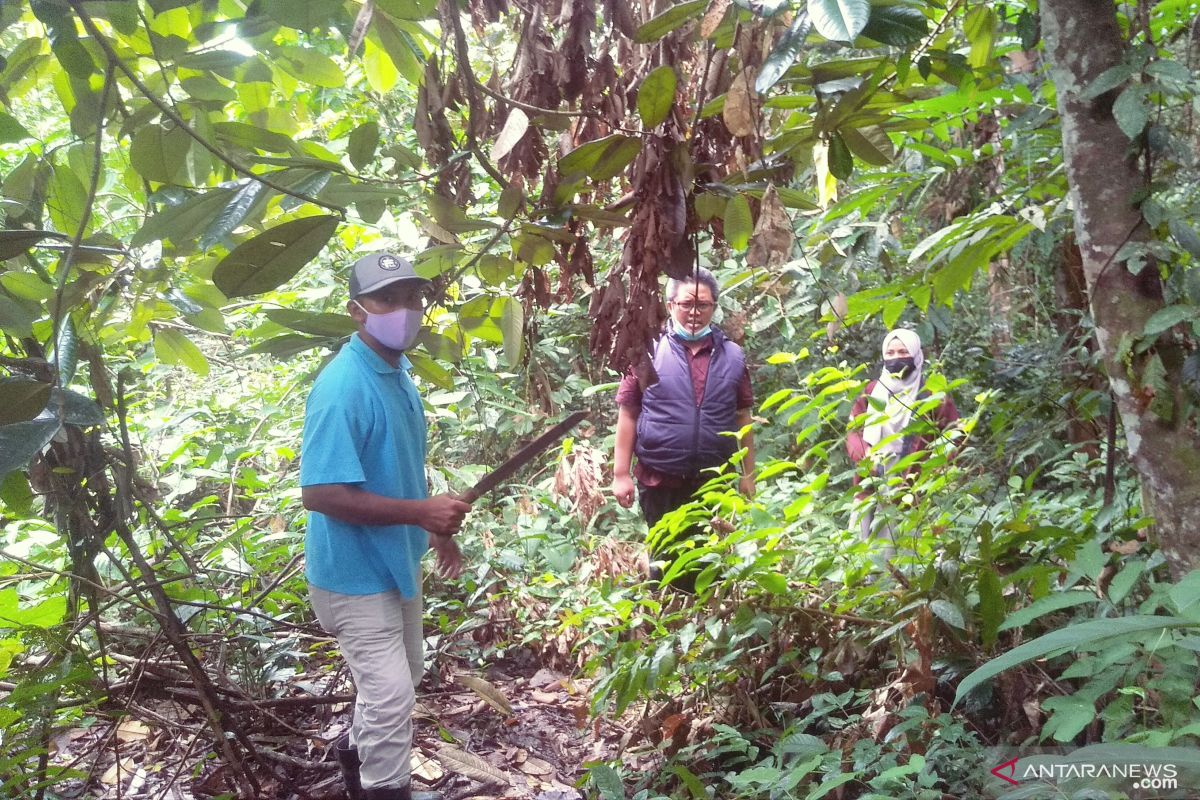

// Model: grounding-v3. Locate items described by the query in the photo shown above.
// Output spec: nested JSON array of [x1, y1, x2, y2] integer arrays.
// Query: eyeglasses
[[672, 301, 715, 312]]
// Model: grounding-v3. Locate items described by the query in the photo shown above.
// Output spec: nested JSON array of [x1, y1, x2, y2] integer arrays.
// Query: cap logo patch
[[378, 255, 401, 271]]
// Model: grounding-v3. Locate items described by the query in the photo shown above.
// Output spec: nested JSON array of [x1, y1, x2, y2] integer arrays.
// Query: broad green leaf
[[153, 329, 209, 376], [199, 181, 270, 250], [264, 309, 358, 337], [694, 192, 726, 222], [245, 333, 326, 358], [177, 49, 249, 76], [754, 572, 788, 594], [373, 15, 426, 87], [1113, 84, 1150, 140], [929, 599, 965, 630], [634, 0, 706, 44], [55, 316, 77, 386], [47, 163, 88, 236], [839, 125, 892, 166], [405, 350, 453, 390], [724, 194, 753, 251], [1107, 560, 1145, 605], [0, 112, 30, 143], [180, 76, 237, 103], [1169, 218, 1200, 260], [963, 6, 995, 68], [560, 134, 628, 176], [807, 0, 870, 43], [213, 121, 295, 154], [0, 418, 61, 477], [978, 568, 1004, 651], [1143, 305, 1193, 337], [1168, 570, 1200, 616], [212, 215, 340, 298], [498, 185, 524, 220], [860, 5, 927, 46], [499, 296, 524, 368], [0, 378, 51, 425], [999, 590, 1099, 632], [1082, 63, 1134, 100], [348, 121, 381, 170], [755, 11, 811, 94], [828, 132, 853, 179], [591, 137, 643, 181], [1042, 695, 1096, 742], [0, 471, 33, 515], [0, 295, 37, 337], [0, 271, 53, 301], [363, 36, 400, 93], [0, 230, 67, 261], [132, 188, 239, 248], [638, 66, 678, 128], [954, 616, 1197, 706], [589, 764, 626, 800], [0, 589, 66, 629], [262, 0, 345, 29], [54, 388, 104, 427], [130, 125, 191, 184], [273, 46, 346, 88]]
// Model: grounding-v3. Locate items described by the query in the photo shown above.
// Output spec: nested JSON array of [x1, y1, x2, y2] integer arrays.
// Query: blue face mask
[[672, 320, 712, 341]]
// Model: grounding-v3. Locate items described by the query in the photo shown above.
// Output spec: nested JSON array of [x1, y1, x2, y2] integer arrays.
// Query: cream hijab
[[861, 328, 924, 453]]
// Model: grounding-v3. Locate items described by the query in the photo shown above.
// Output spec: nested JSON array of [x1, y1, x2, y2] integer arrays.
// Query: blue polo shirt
[[300, 334, 428, 597]]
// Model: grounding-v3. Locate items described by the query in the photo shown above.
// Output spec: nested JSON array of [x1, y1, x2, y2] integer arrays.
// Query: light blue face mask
[[672, 320, 712, 341]]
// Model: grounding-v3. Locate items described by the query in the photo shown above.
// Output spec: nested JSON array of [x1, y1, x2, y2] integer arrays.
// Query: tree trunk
[[1042, 0, 1200, 578]]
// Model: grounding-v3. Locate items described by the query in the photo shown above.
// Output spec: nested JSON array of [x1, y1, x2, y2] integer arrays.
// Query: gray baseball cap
[[348, 252, 431, 298]]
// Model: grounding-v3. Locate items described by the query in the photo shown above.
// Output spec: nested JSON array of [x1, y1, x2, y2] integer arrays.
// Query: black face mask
[[883, 357, 917, 379]]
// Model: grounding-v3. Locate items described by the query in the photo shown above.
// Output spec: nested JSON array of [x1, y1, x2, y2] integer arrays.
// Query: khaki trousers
[[310, 584, 424, 791]]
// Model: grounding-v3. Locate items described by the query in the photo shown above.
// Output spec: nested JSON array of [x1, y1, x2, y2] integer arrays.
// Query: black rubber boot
[[334, 734, 364, 800]]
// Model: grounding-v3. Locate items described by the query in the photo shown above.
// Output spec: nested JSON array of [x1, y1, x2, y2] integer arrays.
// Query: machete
[[460, 410, 589, 503]]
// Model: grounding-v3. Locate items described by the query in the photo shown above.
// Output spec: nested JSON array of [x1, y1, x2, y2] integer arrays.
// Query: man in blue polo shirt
[[301, 252, 471, 800]]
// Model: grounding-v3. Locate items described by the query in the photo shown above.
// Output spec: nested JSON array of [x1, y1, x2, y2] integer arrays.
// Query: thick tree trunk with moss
[[1042, 0, 1200, 578]]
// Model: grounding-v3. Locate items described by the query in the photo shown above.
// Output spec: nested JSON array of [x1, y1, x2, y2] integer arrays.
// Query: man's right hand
[[612, 474, 635, 508], [423, 493, 472, 537]]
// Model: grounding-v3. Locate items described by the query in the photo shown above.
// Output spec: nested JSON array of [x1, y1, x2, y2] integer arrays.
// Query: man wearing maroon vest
[[611, 268, 755, 585]]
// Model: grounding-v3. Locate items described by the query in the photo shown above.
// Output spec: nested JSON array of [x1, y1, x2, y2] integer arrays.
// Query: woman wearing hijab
[[846, 328, 959, 549]]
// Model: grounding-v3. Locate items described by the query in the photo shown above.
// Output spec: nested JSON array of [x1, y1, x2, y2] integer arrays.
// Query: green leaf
[[1107, 560, 1145, 605], [0, 589, 66, 629], [199, 181, 270, 250], [1169, 571, 1200, 616], [132, 188, 239, 248], [244, 333, 326, 358], [1082, 63, 1134, 100], [405, 350, 453, 390], [638, 66, 678, 129], [0, 378, 51, 425], [211, 215, 340, 298], [1143, 305, 1193, 337], [499, 297, 524, 368], [180, 76, 237, 103], [929, 599, 965, 630], [154, 329, 210, 376], [999, 590, 1099, 632], [0, 470, 33, 515], [55, 316, 77, 386], [47, 163, 87, 236], [0, 296, 37, 337], [273, 46, 346, 88], [213, 121, 295, 154], [0, 230, 67, 261], [860, 5, 927, 46], [954, 616, 1197, 706], [264, 309, 358, 338], [588, 764, 626, 800], [130, 125, 191, 184], [753, 572, 788, 594], [1169, 219, 1200, 260], [807, 0, 870, 43], [55, 388, 104, 427], [755, 11, 811, 94], [724, 194, 753, 251], [1042, 695, 1096, 742], [670, 765, 708, 800], [828, 132, 853, 179], [262, 0, 345, 29], [0, 271, 53, 301], [0, 418, 61, 477], [634, 0, 706, 44], [839, 125, 892, 166], [348, 121, 381, 170], [591, 137, 643, 181], [0, 112, 31, 143], [978, 568, 1004, 651], [1113, 84, 1150, 140], [963, 6, 995, 68]]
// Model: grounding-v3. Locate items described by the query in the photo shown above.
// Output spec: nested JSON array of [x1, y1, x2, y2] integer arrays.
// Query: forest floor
[[46, 647, 644, 800]]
